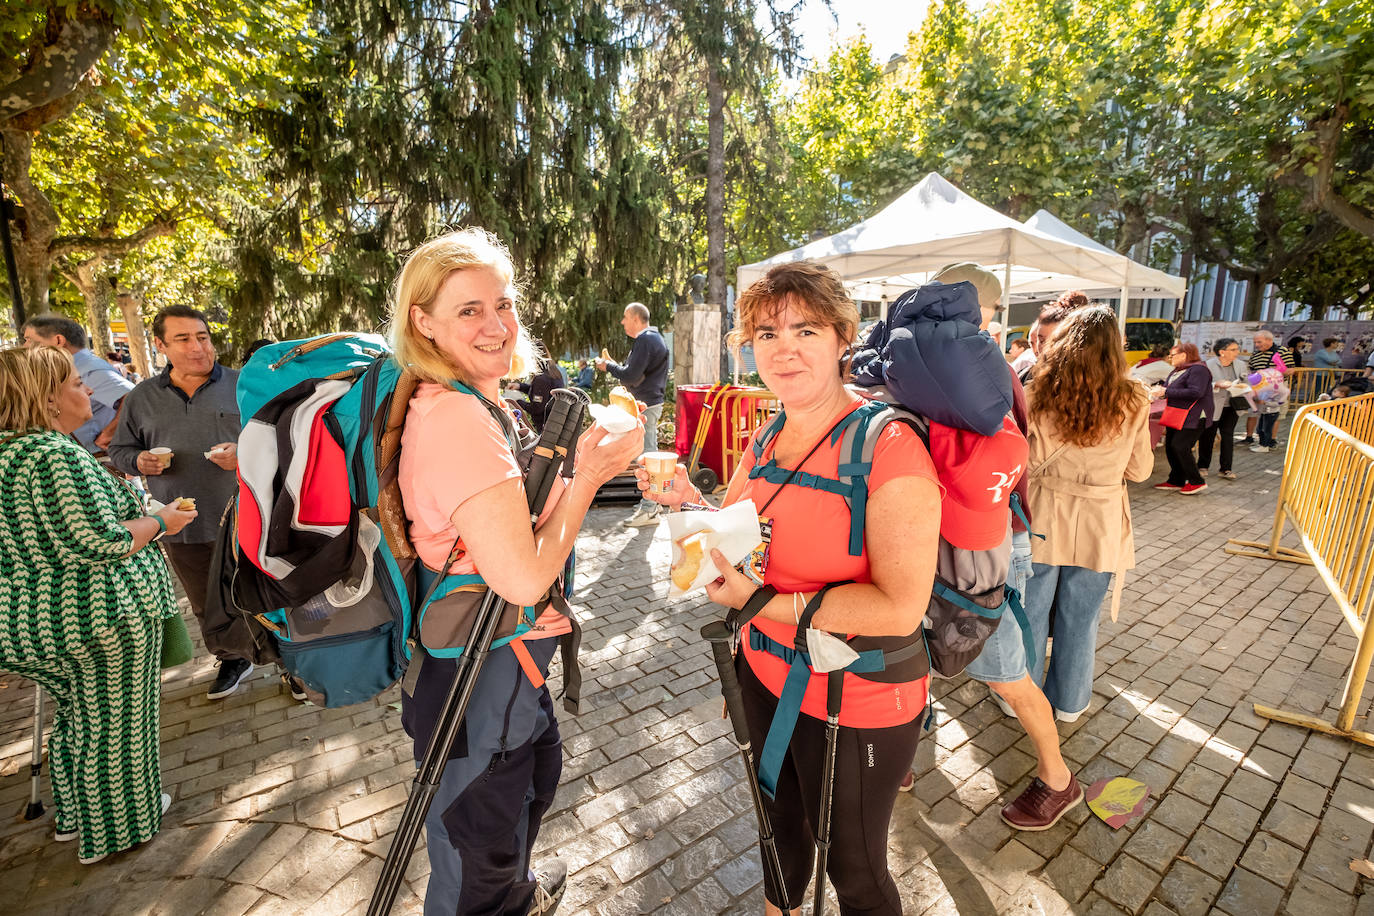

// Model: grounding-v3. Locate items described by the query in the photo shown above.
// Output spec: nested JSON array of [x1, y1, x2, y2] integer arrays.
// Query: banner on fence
[[1180, 320, 1374, 364]]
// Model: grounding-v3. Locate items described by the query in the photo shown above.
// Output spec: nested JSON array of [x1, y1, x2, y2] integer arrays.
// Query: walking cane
[[368, 387, 589, 915], [24, 686, 44, 820], [812, 671, 843, 916], [701, 620, 792, 912]]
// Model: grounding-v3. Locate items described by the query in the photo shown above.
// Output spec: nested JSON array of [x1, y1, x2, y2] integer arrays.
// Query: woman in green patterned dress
[[0, 347, 197, 864]]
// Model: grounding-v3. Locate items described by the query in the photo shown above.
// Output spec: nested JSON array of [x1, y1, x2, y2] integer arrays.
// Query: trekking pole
[[701, 620, 792, 912], [812, 672, 843, 916], [368, 388, 588, 916], [24, 686, 44, 820]]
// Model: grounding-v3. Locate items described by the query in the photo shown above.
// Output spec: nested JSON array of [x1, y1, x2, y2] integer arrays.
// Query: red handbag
[[1160, 400, 1198, 430]]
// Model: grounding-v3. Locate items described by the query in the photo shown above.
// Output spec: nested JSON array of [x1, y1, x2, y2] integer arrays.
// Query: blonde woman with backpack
[[387, 229, 642, 915]]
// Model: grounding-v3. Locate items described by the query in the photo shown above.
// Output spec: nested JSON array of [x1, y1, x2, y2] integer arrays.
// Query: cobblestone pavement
[[2, 442, 1373, 916]]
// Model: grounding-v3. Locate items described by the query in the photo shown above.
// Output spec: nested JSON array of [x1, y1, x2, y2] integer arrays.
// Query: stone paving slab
[[2, 441, 1374, 915]]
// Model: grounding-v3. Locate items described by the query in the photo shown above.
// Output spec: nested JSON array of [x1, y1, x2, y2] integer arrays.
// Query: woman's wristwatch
[[151, 514, 168, 541]]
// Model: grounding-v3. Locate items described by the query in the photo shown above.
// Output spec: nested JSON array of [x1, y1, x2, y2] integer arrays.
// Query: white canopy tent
[[737, 173, 1187, 334], [1016, 209, 1186, 303]]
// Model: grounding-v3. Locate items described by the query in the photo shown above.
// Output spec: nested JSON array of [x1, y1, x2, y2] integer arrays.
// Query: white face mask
[[806, 627, 860, 673]]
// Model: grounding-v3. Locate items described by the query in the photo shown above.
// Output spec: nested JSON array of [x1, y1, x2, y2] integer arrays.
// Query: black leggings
[[738, 657, 922, 916], [1197, 405, 1239, 472], [1164, 425, 1205, 486]]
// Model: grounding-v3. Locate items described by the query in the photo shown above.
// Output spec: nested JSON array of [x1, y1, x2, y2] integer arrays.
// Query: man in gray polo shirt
[[22, 314, 134, 452], [108, 305, 253, 699]]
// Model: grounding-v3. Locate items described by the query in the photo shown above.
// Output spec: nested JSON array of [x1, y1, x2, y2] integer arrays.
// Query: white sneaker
[[621, 507, 660, 528], [1249, 445, 1271, 453], [990, 690, 1019, 719], [1055, 707, 1085, 724]]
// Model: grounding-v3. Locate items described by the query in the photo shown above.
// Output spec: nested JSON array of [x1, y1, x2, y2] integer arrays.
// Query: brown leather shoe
[[1001, 776, 1084, 831]]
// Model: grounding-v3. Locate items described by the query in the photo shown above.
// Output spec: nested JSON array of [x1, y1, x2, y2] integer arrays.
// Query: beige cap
[[931, 262, 1003, 313]]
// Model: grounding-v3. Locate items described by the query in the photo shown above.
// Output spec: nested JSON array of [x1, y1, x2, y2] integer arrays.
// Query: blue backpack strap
[[931, 581, 1005, 618], [1005, 584, 1038, 675], [754, 582, 855, 799], [747, 406, 876, 544], [1009, 492, 1044, 541], [933, 581, 1039, 679], [751, 410, 787, 462], [834, 403, 923, 557]]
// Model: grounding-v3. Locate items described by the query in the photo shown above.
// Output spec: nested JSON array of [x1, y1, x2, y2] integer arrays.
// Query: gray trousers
[[637, 403, 663, 513]]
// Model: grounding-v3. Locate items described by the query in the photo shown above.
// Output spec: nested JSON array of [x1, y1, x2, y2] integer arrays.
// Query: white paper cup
[[644, 451, 679, 494], [150, 447, 173, 468]]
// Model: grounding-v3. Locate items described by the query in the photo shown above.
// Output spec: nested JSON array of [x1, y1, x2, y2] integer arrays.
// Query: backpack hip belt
[[739, 584, 928, 799]]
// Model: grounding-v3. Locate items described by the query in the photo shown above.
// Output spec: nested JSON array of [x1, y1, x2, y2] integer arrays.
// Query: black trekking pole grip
[[701, 621, 752, 747], [526, 389, 588, 518]]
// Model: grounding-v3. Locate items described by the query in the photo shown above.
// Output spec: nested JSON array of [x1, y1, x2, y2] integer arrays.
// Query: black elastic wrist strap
[[794, 581, 849, 651], [728, 585, 777, 632]]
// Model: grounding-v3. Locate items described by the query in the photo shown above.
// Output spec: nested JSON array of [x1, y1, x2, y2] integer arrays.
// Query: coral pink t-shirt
[[400, 382, 570, 637], [738, 400, 938, 728]]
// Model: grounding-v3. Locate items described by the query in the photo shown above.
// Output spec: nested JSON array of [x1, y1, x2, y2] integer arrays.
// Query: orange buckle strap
[[510, 637, 545, 690]]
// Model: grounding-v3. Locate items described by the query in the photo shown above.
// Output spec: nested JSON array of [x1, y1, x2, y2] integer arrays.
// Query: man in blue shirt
[[23, 314, 134, 453], [1312, 338, 1343, 369], [596, 302, 670, 527], [573, 359, 596, 389]]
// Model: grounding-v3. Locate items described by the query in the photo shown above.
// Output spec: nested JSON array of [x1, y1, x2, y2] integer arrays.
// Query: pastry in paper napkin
[[664, 499, 763, 595], [588, 387, 643, 444], [587, 402, 640, 444]]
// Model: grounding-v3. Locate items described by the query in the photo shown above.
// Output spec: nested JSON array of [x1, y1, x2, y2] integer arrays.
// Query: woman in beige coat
[[1024, 306, 1153, 721]]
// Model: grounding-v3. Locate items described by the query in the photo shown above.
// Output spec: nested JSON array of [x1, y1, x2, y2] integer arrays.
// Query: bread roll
[[671, 531, 711, 591], [177, 497, 196, 510], [609, 385, 638, 416]]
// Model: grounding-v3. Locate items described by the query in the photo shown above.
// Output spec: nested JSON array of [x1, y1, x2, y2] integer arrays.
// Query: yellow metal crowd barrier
[[1225, 391, 1374, 744], [716, 388, 780, 488], [1284, 367, 1367, 405]]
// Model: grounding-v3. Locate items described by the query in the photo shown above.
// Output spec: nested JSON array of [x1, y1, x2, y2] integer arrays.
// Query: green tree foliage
[[782, 0, 1371, 320], [1161, 0, 1368, 317], [617, 0, 810, 376], [782, 36, 919, 238], [1273, 228, 1374, 319], [1, 1, 304, 341], [235, 0, 678, 357]]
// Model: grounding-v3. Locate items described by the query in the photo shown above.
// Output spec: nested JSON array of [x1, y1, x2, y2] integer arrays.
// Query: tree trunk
[[1, 127, 59, 329], [66, 257, 114, 352], [116, 292, 152, 377], [1242, 278, 1266, 322], [706, 61, 727, 381]]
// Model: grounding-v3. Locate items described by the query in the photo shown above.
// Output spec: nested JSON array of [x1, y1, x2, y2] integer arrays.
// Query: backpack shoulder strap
[[833, 402, 922, 556], [751, 409, 787, 461]]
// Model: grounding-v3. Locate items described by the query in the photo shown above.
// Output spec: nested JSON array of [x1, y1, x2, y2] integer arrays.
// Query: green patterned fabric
[[0, 429, 176, 860], [0, 429, 175, 660], [7, 614, 165, 860]]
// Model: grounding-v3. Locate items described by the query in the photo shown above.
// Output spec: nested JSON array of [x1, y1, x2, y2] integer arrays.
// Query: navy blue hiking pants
[[401, 638, 562, 916]]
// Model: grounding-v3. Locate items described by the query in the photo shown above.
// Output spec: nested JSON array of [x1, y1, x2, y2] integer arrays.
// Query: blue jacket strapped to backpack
[[849, 281, 1014, 437]]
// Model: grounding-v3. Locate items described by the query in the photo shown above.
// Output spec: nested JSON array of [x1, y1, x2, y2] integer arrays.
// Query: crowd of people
[[0, 232, 1367, 913]]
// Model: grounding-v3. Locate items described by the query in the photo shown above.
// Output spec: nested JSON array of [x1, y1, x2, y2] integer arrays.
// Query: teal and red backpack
[[228, 333, 577, 708]]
